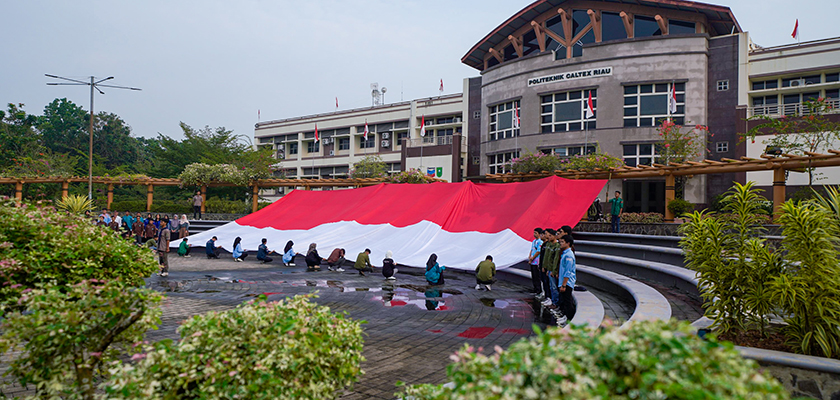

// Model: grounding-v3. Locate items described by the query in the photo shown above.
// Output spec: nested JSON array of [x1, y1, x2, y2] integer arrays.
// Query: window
[[827, 89, 840, 100], [782, 92, 820, 115], [387, 163, 402, 173], [826, 72, 840, 83], [634, 15, 662, 38], [601, 12, 626, 42], [359, 134, 376, 149], [488, 151, 519, 174], [752, 95, 779, 115], [306, 141, 319, 154], [668, 19, 695, 35], [488, 100, 520, 141], [623, 144, 658, 167], [716, 141, 729, 153], [782, 75, 821, 87], [751, 79, 778, 90], [473, 110, 481, 119], [436, 116, 455, 124], [543, 145, 596, 156], [541, 89, 596, 133], [436, 128, 454, 145], [717, 80, 729, 91], [623, 82, 685, 127], [338, 138, 350, 150], [288, 143, 298, 155]]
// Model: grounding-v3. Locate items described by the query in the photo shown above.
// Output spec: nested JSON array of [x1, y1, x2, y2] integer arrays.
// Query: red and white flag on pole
[[420, 115, 426, 137], [792, 19, 799, 41], [513, 107, 520, 129], [584, 91, 595, 119], [439, 79, 444, 93], [669, 85, 678, 115], [335, 97, 339, 110], [363, 120, 369, 141], [314, 124, 320, 143], [258, 109, 260, 121]]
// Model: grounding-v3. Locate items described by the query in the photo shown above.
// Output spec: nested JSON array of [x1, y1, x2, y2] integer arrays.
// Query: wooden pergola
[[0, 176, 394, 213], [486, 151, 840, 221]]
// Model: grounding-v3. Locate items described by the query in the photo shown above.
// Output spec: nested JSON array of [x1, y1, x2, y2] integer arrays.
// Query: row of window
[[752, 89, 840, 115], [751, 72, 840, 91], [488, 82, 686, 142]]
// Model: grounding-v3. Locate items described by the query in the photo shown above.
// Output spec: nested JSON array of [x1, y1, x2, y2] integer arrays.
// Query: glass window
[[804, 75, 821, 85], [359, 134, 376, 149], [541, 89, 597, 133], [572, 29, 596, 57], [716, 141, 729, 153], [668, 19, 695, 35], [546, 15, 564, 39], [488, 151, 520, 174], [306, 141, 319, 154], [488, 100, 520, 141], [624, 144, 659, 166], [601, 12, 626, 41], [826, 73, 840, 83], [503, 43, 518, 62], [487, 57, 500, 69], [752, 95, 779, 115], [522, 30, 541, 56], [288, 143, 298, 155], [717, 80, 729, 91], [624, 83, 685, 127], [338, 138, 350, 150], [827, 89, 840, 99], [634, 15, 662, 38], [572, 10, 590, 37]]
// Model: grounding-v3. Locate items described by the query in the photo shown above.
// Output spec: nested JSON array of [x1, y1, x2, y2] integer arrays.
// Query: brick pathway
[[146, 255, 551, 399]]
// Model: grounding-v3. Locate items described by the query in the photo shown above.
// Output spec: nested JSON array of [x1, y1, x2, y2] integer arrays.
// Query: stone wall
[[760, 364, 840, 400]]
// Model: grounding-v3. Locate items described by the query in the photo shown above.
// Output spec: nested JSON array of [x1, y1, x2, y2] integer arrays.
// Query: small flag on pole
[[584, 91, 595, 119], [364, 120, 369, 141], [792, 19, 799, 41], [669, 85, 678, 115], [258, 109, 260, 121], [439, 79, 444, 94], [314, 124, 320, 143], [513, 107, 520, 129], [336, 97, 339, 110], [420, 115, 426, 137]]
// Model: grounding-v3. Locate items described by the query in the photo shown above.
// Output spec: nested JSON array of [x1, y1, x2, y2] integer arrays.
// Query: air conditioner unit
[[382, 132, 390, 139], [329, 150, 334, 156], [453, 117, 462, 123], [381, 140, 390, 148], [790, 79, 806, 87]]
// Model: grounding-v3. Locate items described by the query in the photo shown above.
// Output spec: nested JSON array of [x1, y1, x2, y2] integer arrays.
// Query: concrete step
[[574, 251, 700, 301], [576, 240, 686, 267], [500, 268, 605, 329], [577, 264, 672, 325], [187, 220, 229, 234], [573, 232, 683, 248]]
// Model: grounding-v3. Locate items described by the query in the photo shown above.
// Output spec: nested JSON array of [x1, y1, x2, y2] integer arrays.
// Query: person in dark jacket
[[382, 250, 397, 280], [354, 249, 372, 276], [424, 253, 445, 285], [326, 248, 346, 272], [132, 217, 145, 244], [206, 236, 222, 259], [304, 243, 322, 271], [475, 255, 496, 291], [257, 238, 276, 264], [144, 220, 158, 244]]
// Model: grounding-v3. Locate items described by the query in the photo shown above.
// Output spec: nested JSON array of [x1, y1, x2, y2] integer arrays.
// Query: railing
[[747, 99, 840, 118]]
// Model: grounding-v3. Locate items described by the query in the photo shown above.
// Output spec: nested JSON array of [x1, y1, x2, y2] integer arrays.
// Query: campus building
[[255, 0, 840, 209]]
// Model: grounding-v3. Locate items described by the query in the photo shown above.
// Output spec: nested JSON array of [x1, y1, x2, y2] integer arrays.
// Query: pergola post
[[61, 181, 69, 199], [251, 185, 260, 213], [665, 174, 675, 222], [14, 181, 23, 205], [773, 167, 786, 221], [146, 184, 154, 212], [107, 183, 114, 210], [200, 185, 207, 214]]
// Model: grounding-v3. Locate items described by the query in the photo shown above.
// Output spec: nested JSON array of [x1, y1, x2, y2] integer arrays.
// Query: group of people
[[529, 225, 578, 326]]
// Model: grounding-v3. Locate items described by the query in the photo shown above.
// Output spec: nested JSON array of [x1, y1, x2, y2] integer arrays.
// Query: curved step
[[574, 251, 700, 301], [576, 240, 686, 268], [577, 264, 672, 324], [499, 268, 605, 328], [574, 232, 683, 249]]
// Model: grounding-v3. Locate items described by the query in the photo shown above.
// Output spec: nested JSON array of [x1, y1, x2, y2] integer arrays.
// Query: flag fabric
[[669, 85, 678, 115], [336, 97, 339, 109], [258, 109, 260, 121], [364, 120, 369, 141], [513, 107, 520, 129], [792, 19, 799, 40], [178, 176, 607, 270], [314, 124, 319, 143], [584, 91, 595, 119], [420, 115, 426, 137], [439, 79, 444, 93]]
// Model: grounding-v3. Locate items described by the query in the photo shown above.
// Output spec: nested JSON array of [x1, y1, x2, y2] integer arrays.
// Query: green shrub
[[510, 151, 561, 174], [667, 198, 694, 217], [0, 281, 162, 400], [105, 294, 365, 399], [55, 194, 93, 214], [205, 196, 249, 214], [709, 193, 727, 212], [398, 320, 789, 400], [0, 201, 159, 309], [110, 200, 148, 213], [349, 155, 387, 179], [388, 169, 438, 184], [149, 200, 192, 214], [620, 212, 664, 224]]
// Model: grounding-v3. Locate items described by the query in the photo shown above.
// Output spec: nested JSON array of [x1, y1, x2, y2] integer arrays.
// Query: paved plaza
[[146, 255, 553, 399]]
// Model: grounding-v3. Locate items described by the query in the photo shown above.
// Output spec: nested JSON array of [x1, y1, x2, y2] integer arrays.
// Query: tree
[[37, 98, 89, 159], [656, 120, 711, 199], [743, 97, 840, 186], [350, 155, 387, 178], [0, 103, 40, 169], [148, 122, 253, 178]]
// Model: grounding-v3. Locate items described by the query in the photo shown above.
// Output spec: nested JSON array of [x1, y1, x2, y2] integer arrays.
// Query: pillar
[[251, 185, 260, 213], [665, 174, 675, 222], [146, 184, 154, 212], [106, 183, 114, 210], [773, 168, 786, 222], [200, 185, 207, 214], [14, 181, 23, 205], [61, 181, 69, 199]]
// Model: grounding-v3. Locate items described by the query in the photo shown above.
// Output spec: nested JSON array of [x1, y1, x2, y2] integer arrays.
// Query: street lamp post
[[46, 74, 141, 200]]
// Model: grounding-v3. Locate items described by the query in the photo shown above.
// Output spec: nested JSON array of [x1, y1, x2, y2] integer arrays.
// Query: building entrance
[[623, 180, 665, 214]]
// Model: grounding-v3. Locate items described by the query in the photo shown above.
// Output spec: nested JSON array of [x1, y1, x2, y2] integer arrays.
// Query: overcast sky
[[2, 0, 835, 141]]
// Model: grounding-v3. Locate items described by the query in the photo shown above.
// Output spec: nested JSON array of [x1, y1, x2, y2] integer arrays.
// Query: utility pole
[[46, 74, 141, 200]]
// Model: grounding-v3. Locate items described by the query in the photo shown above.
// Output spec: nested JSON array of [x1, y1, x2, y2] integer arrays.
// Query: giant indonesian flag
[[183, 176, 606, 269]]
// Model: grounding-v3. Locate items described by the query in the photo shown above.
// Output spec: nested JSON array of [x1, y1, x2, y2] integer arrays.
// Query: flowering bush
[[510, 151, 561, 174], [3, 149, 77, 178], [510, 150, 624, 174], [0, 280, 162, 400], [564, 152, 624, 171], [178, 162, 269, 187], [0, 200, 159, 309], [398, 319, 789, 399], [620, 212, 664, 224], [105, 294, 365, 399], [656, 120, 711, 164], [349, 155, 387, 179], [388, 169, 438, 184]]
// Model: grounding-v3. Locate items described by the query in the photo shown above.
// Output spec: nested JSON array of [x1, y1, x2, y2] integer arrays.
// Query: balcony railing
[[747, 99, 840, 118]]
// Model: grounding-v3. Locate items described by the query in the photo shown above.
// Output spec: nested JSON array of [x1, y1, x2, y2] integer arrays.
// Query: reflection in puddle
[[478, 298, 524, 309], [377, 286, 452, 311]]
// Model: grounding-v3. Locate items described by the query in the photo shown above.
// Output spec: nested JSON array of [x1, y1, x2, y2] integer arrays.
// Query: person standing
[[529, 228, 544, 296], [132, 216, 145, 245], [113, 212, 122, 227], [608, 191, 624, 233], [192, 191, 203, 220], [556, 235, 578, 325], [169, 214, 180, 240], [475, 255, 496, 291], [158, 224, 171, 277], [326, 248, 346, 272], [232, 237, 248, 262], [424, 254, 445, 285], [382, 250, 397, 280], [206, 236, 222, 259], [257, 238, 276, 264], [122, 213, 135, 235], [354, 249, 372, 276], [179, 215, 190, 238]]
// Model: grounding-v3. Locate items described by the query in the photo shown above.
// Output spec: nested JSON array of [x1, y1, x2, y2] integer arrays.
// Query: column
[[665, 174, 675, 222], [107, 184, 114, 210], [146, 184, 154, 212], [61, 181, 69, 199], [200, 185, 207, 214], [251, 185, 260, 213], [773, 167, 785, 221], [14, 181, 23, 205]]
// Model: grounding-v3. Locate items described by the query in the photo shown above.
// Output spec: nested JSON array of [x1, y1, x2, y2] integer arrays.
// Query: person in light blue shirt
[[556, 234, 577, 325], [99, 209, 112, 224], [282, 240, 299, 267], [232, 237, 248, 262], [529, 228, 545, 296]]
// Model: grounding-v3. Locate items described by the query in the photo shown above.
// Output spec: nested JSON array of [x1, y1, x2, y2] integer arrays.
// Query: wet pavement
[[144, 255, 557, 399]]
